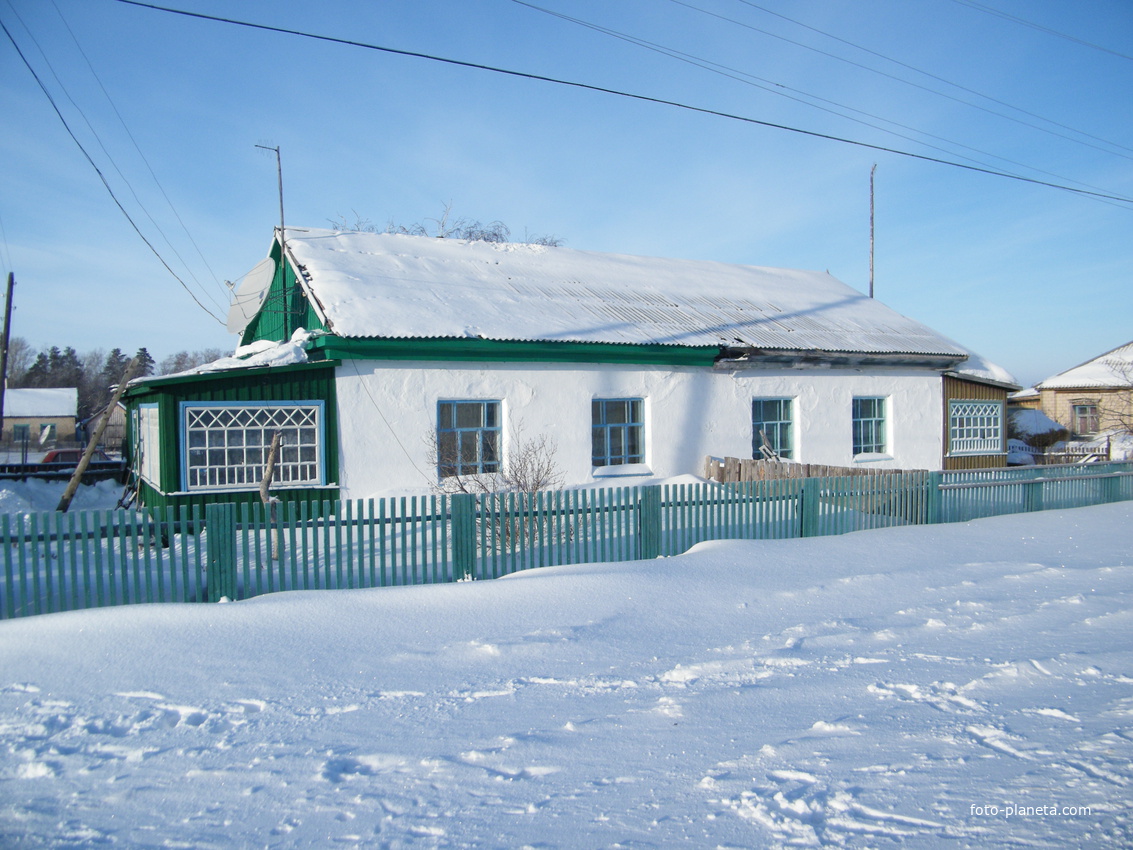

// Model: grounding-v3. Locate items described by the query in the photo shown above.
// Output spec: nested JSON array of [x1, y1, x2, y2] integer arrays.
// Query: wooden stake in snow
[[57, 356, 140, 513], [260, 430, 283, 560]]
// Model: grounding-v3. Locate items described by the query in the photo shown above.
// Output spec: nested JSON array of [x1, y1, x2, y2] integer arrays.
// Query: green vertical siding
[[240, 239, 326, 346], [123, 361, 340, 512]]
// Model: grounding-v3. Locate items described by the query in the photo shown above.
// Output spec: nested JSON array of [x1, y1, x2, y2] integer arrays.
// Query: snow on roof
[[1037, 340, 1133, 390], [282, 228, 970, 358], [945, 347, 1019, 388], [132, 330, 309, 384], [2, 387, 77, 418]]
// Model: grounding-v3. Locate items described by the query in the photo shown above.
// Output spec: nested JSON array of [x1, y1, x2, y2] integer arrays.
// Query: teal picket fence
[[3, 461, 1131, 619]]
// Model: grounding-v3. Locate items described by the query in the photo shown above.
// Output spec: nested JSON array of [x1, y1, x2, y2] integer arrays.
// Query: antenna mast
[[869, 164, 876, 299], [255, 144, 288, 334]]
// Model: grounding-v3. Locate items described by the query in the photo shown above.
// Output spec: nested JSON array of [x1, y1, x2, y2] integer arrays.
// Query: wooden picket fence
[[2, 462, 1131, 620]]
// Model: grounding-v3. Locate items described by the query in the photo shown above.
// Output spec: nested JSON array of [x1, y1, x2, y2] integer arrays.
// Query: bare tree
[[331, 202, 564, 247], [427, 423, 563, 496]]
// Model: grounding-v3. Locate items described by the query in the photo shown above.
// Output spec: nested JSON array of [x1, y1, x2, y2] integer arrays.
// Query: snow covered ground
[[0, 498, 1130, 848]]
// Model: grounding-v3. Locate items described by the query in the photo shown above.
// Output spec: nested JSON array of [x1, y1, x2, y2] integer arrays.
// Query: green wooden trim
[[122, 360, 339, 396], [308, 335, 719, 367]]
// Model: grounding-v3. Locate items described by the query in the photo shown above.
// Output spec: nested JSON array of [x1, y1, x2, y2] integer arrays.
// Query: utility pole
[[0, 272, 14, 431], [869, 164, 877, 299], [57, 356, 140, 513]]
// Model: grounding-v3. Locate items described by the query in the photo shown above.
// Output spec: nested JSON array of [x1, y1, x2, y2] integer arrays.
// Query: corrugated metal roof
[[1037, 340, 1133, 389], [282, 228, 968, 358]]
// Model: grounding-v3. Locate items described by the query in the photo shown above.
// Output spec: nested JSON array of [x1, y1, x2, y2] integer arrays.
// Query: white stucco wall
[[334, 360, 946, 498]]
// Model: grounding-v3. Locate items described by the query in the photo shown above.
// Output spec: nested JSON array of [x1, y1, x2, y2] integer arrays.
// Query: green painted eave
[[307, 335, 719, 367], [122, 360, 340, 399]]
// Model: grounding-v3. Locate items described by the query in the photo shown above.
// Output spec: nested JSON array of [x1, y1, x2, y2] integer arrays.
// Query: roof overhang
[[716, 347, 968, 371]]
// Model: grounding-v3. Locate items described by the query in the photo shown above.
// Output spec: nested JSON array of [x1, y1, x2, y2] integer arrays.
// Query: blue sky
[[1, 0, 1130, 385]]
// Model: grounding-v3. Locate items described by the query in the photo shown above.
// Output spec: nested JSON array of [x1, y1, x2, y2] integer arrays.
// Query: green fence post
[[451, 493, 476, 580], [799, 479, 820, 538], [637, 485, 663, 559], [925, 471, 944, 525], [1024, 470, 1045, 513], [205, 503, 237, 603]]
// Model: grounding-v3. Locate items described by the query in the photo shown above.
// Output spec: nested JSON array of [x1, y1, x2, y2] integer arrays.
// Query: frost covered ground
[[0, 496, 1130, 848]]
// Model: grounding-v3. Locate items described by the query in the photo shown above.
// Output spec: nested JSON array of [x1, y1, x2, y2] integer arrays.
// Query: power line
[[950, 0, 1133, 62], [0, 16, 226, 324], [679, 0, 1133, 159], [511, 0, 1123, 201], [48, 0, 228, 303], [112, 0, 1133, 206]]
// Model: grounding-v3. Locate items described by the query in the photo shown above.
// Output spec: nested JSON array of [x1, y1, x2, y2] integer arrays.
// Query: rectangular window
[[181, 402, 324, 492], [133, 404, 161, 486], [852, 397, 887, 455], [1073, 403, 1099, 434], [752, 398, 793, 459], [592, 398, 644, 467], [949, 400, 1003, 455], [437, 400, 501, 478], [11, 424, 29, 442]]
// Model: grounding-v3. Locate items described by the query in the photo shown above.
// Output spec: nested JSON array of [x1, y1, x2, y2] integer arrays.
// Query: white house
[[122, 228, 1016, 510]]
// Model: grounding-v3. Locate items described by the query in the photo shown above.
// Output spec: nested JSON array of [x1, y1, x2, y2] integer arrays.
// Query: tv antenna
[[869, 163, 876, 299], [255, 144, 285, 243]]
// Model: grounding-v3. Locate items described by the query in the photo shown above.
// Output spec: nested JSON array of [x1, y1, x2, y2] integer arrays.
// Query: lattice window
[[752, 398, 793, 459], [182, 403, 323, 491], [949, 400, 1003, 455], [592, 398, 645, 467], [852, 397, 887, 455]]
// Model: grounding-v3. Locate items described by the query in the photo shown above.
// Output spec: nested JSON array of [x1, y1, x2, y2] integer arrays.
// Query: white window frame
[[852, 397, 887, 456], [592, 398, 645, 467], [180, 401, 325, 492], [133, 403, 162, 487], [436, 399, 502, 479], [948, 399, 1004, 456], [752, 397, 794, 460]]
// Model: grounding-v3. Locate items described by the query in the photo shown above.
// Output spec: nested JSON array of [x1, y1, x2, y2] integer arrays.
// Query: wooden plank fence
[[2, 461, 1131, 620]]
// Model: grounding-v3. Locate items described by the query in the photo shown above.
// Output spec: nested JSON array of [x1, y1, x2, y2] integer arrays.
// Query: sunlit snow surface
[[0, 497, 1130, 847]]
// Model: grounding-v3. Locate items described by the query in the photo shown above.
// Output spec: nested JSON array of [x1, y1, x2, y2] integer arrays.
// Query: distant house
[[122, 228, 1016, 510], [2, 387, 78, 448], [1029, 340, 1133, 438]]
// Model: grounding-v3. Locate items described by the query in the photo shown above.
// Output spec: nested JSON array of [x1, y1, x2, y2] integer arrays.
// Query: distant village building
[[122, 228, 1017, 511], [2, 387, 78, 447], [1029, 340, 1133, 438]]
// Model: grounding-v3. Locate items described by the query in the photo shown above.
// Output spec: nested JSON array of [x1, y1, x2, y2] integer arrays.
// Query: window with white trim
[[852, 397, 887, 455], [437, 400, 501, 478], [182, 402, 324, 491], [752, 398, 793, 459], [592, 398, 645, 467], [949, 400, 1003, 455], [133, 404, 161, 486]]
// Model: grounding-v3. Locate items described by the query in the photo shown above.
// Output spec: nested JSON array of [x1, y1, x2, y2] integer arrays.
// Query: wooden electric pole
[[0, 272, 14, 430], [57, 356, 140, 513]]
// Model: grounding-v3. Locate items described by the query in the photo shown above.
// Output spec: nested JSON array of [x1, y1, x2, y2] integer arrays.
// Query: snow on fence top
[[283, 228, 971, 359]]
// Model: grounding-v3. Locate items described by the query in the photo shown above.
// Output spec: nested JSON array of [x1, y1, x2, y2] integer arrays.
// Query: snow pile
[[136, 328, 312, 382], [1010, 407, 1067, 437], [0, 477, 121, 515], [1, 502, 1130, 847]]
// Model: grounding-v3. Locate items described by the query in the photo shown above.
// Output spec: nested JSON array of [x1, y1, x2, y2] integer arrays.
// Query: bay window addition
[[752, 398, 793, 459], [182, 402, 324, 491], [852, 397, 887, 455], [592, 398, 644, 467], [948, 400, 1004, 455], [437, 400, 501, 478]]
